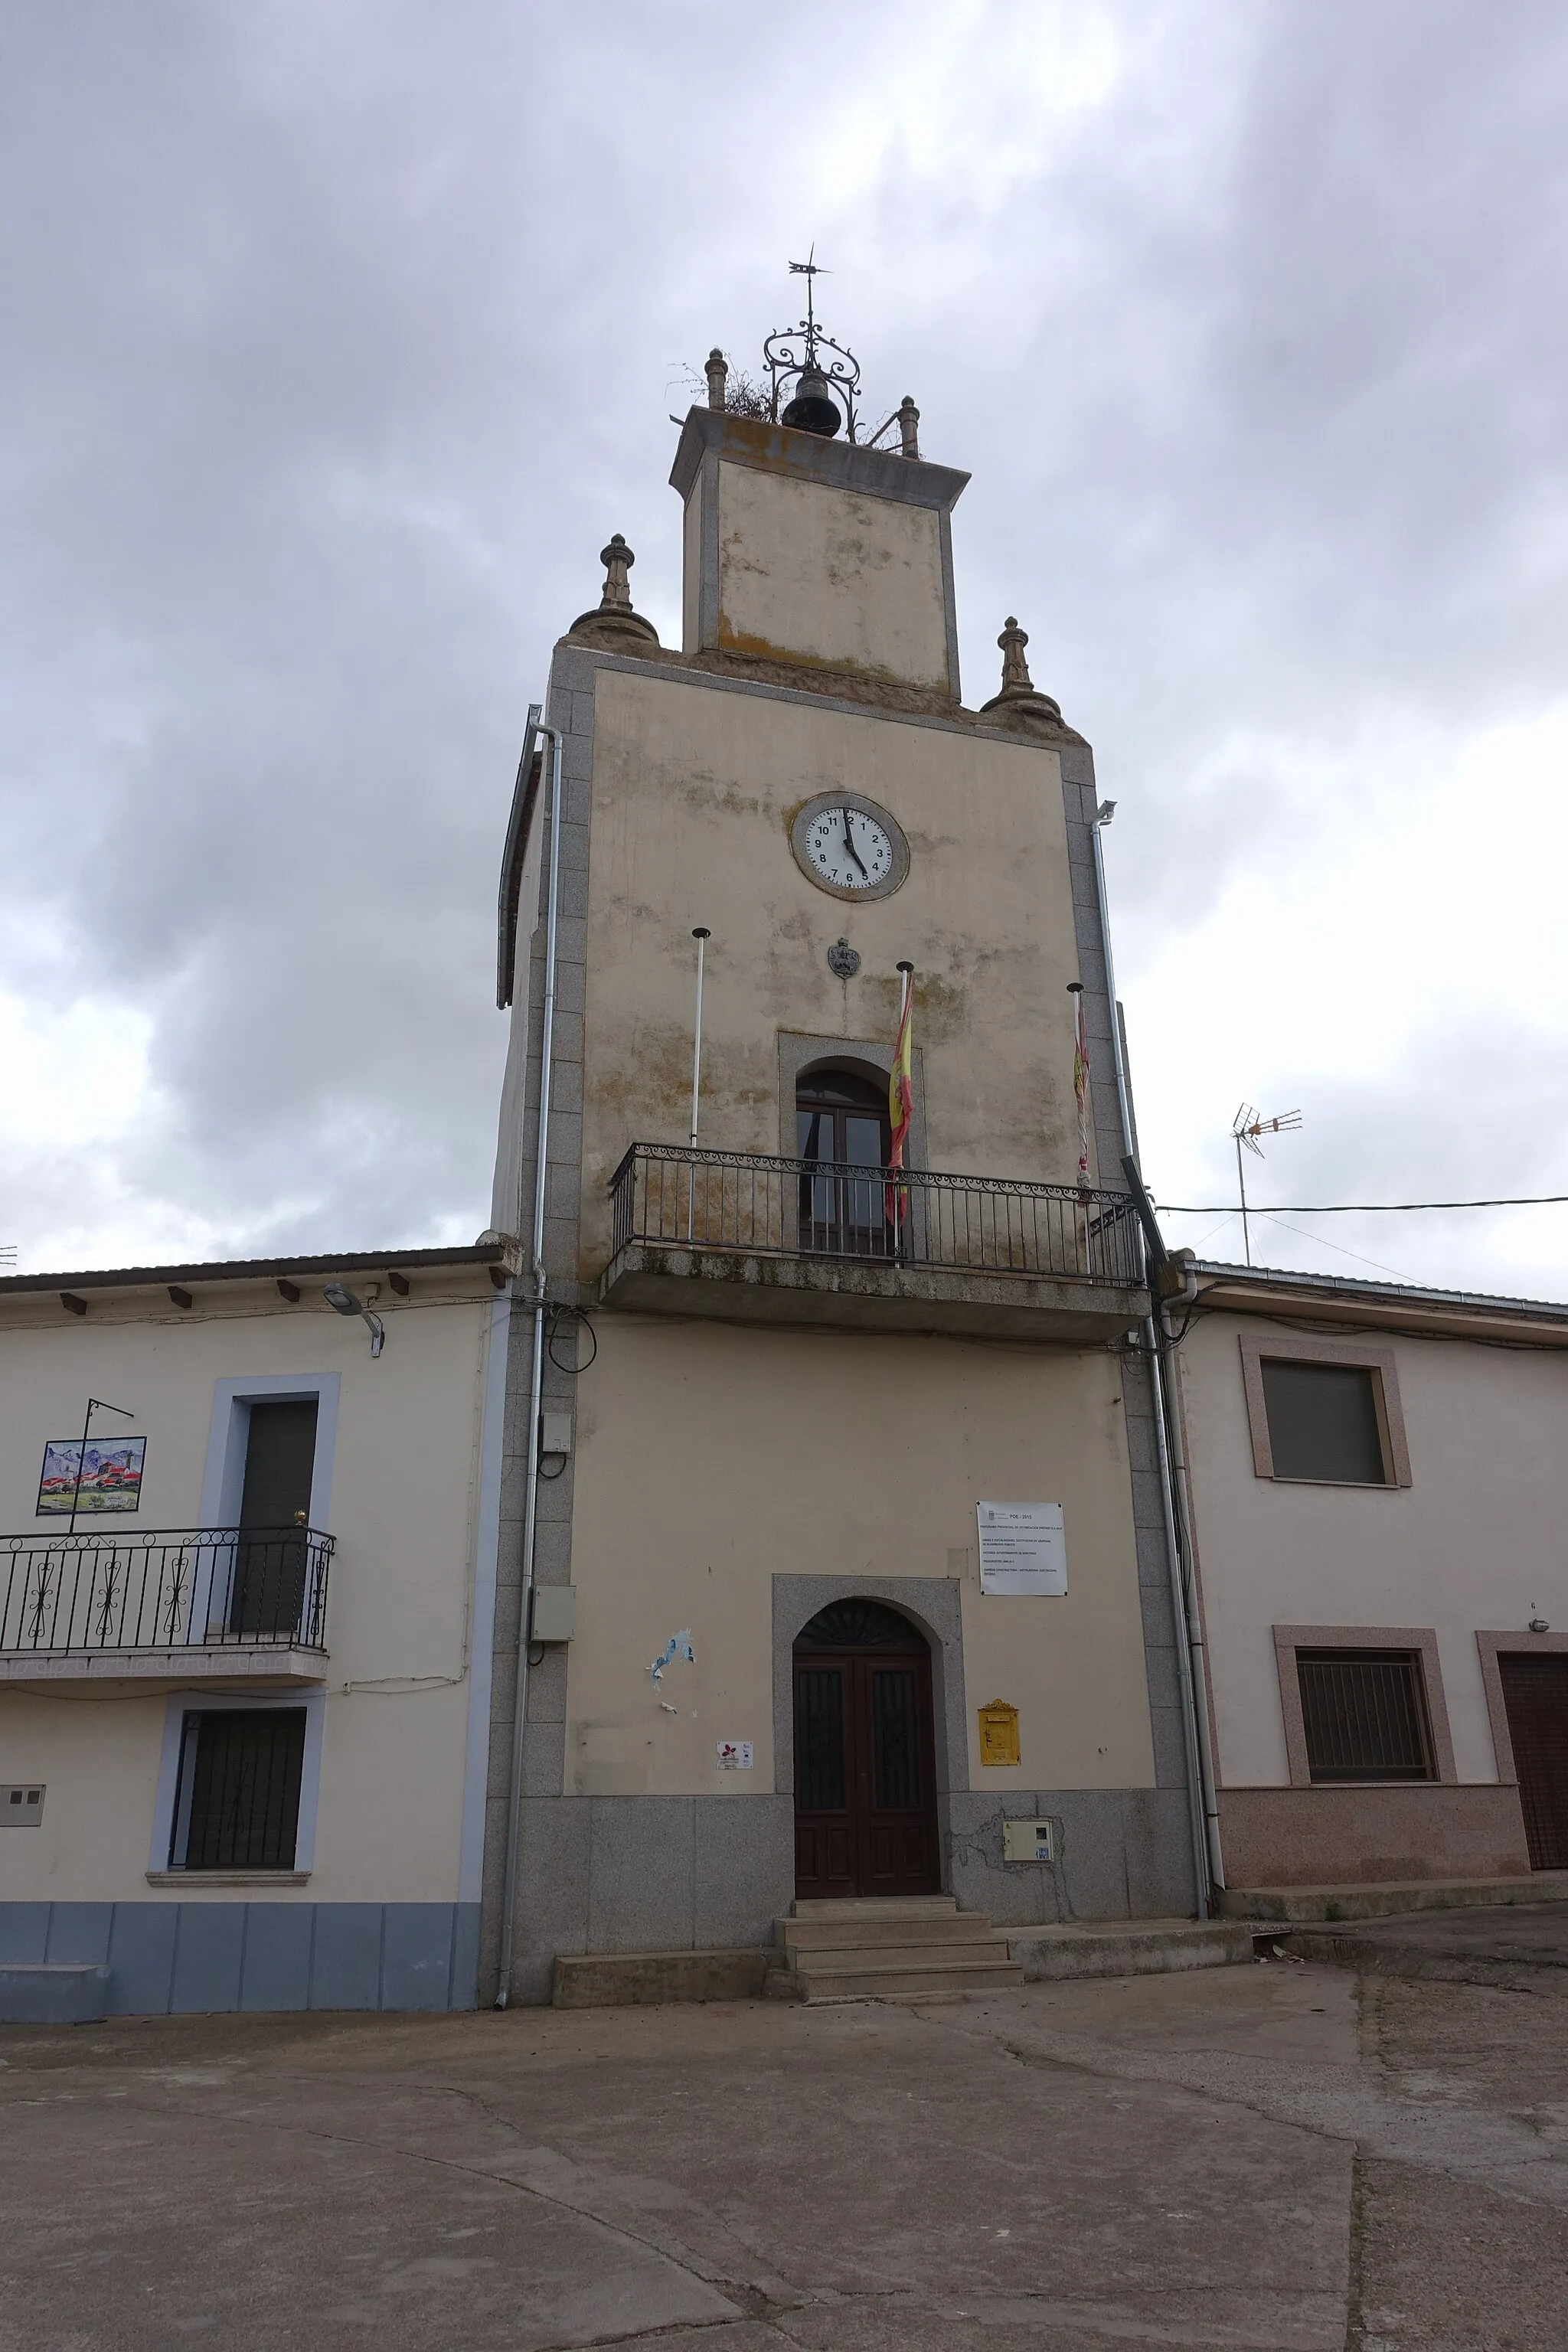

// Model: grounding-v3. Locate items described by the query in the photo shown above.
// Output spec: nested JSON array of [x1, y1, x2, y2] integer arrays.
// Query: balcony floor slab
[[0, 1645, 329, 1687], [599, 1243, 1148, 1344]]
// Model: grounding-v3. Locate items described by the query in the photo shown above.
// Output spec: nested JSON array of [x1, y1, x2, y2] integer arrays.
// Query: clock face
[[805, 805, 894, 892], [789, 792, 910, 902]]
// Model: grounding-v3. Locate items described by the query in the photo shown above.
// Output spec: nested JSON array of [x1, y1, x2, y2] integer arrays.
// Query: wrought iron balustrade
[[0, 1526, 334, 1657], [608, 1143, 1142, 1288]]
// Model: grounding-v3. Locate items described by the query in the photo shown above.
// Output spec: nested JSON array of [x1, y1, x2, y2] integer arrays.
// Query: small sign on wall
[[978, 1700, 1021, 1768], [716, 1740, 753, 1770], [977, 1501, 1067, 1595]]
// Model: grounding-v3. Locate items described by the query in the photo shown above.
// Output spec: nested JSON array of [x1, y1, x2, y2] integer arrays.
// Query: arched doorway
[[792, 1599, 941, 1900], [795, 1066, 892, 1259]]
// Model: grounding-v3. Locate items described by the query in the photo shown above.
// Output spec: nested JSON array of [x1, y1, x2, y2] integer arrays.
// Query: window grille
[[172, 1708, 307, 1870], [1296, 1651, 1433, 1782], [1262, 1361, 1388, 1485]]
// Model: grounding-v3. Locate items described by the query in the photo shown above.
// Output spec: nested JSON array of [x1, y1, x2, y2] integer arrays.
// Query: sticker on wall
[[976, 1501, 1067, 1595], [716, 1741, 753, 1771], [650, 1630, 695, 1683], [36, 1437, 145, 1516], [978, 1700, 1021, 1768]]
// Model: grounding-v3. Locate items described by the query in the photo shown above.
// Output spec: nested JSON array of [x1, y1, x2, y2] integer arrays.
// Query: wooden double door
[[1500, 1652, 1568, 1871], [792, 1599, 941, 1900]]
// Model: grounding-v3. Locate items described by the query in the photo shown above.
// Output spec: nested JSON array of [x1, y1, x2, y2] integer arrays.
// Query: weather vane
[[787, 249, 829, 347], [1231, 1103, 1302, 1266], [765, 250, 862, 440]]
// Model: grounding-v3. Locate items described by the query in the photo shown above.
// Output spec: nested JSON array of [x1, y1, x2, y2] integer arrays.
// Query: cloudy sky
[[4, 1, 1566, 1298]]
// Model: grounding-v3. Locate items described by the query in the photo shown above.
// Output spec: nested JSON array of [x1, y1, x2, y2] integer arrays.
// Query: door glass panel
[[871, 1668, 921, 1811], [796, 1669, 845, 1811], [844, 1116, 884, 1166]]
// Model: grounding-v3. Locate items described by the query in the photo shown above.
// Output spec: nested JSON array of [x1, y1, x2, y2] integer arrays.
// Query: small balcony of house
[[0, 1524, 333, 1685], [600, 1143, 1150, 1342]]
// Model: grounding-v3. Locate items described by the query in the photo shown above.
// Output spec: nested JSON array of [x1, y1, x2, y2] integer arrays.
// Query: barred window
[[1296, 1651, 1433, 1782], [171, 1708, 306, 1870], [1262, 1360, 1388, 1485]]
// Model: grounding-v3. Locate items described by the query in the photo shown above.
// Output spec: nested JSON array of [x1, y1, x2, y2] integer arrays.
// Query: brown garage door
[[1498, 1653, 1568, 1871]]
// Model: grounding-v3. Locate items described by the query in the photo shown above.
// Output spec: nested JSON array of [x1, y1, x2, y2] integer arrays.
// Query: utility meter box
[[540, 1411, 574, 1458], [529, 1586, 577, 1645], [1002, 1818, 1055, 1864]]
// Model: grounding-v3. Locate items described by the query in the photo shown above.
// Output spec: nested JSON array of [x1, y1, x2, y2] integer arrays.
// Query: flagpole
[[1067, 982, 1091, 1272], [890, 962, 913, 1263], [688, 928, 710, 1242]]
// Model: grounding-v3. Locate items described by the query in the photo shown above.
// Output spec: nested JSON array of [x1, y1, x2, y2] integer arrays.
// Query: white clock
[[789, 792, 910, 903]]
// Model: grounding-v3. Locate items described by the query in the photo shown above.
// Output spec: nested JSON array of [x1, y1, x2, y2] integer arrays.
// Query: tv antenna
[[1231, 1105, 1302, 1266]]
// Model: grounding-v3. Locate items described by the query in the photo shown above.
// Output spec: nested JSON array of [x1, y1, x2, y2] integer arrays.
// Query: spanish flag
[[887, 969, 913, 1223]]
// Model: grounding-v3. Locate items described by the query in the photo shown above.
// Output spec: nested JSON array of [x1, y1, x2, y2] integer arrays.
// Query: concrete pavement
[[2, 1961, 1565, 2349]]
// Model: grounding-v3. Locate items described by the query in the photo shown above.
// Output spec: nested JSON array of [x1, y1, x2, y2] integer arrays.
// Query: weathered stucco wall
[[577, 666, 1086, 1270], [713, 461, 951, 688], [1178, 1310, 1568, 1790], [0, 1292, 494, 1906], [562, 1315, 1155, 1801]]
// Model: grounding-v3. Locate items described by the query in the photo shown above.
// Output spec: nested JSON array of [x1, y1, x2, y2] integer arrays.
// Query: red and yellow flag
[[887, 971, 914, 1222]]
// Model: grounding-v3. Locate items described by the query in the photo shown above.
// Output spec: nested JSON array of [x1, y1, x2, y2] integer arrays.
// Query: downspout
[[495, 717, 564, 2007], [1088, 808, 1220, 1912], [1158, 1261, 1225, 1895]]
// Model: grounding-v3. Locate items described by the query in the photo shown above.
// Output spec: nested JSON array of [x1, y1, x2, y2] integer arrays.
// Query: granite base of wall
[[0, 1902, 482, 2016], [1218, 1785, 1533, 1889], [945, 1788, 1198, 1924], [488, 1786, 1197, 2004]]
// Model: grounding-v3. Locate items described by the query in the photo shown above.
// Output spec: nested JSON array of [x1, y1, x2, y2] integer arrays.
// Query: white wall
[[0, 1285, 497, 1902], [1179, 1312, 1568, 1786]]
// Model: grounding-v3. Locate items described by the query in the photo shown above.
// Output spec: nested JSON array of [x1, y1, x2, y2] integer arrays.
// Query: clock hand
[[842, 808, 870, 880]]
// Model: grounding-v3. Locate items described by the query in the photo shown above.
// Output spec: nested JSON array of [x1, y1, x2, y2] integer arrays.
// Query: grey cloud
[[2, 1, 1566, 1299]]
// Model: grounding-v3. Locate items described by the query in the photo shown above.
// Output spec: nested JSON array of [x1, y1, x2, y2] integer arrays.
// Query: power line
[[1158, 1193, 1568, 1215]]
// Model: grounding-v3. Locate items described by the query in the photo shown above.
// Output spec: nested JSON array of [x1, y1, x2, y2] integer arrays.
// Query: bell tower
[[481, 277, 1198, 2006], [671, 296, 969, 694]]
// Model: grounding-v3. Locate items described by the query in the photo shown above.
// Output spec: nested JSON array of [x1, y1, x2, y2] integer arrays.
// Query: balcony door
[[228, 1400, 317, 1637], [793, 1599, 941, 1900], [796, 1068, 892, 1259]]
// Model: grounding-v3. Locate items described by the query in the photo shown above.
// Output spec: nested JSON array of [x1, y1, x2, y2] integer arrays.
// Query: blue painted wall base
[[0, 1903, 482, 2016]]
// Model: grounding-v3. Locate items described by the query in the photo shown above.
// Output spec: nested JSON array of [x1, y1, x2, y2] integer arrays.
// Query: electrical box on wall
[[1002, 1818, 1054, 1864], [540, 1411, 573, 1457], [3, 1785, 44, 1826], [529, 1586, 576, 1644]]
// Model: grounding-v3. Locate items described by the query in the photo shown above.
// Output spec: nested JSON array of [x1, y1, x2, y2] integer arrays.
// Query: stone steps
[[768, 1895, 1024, 2004]]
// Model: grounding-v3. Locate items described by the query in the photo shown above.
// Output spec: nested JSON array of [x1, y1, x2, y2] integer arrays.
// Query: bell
[[781, 362, 841, 438]]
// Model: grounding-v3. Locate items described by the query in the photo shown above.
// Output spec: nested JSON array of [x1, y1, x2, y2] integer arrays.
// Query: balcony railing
[[608, 1143, 1143, 1289], [0, 1526, 333, 1658]]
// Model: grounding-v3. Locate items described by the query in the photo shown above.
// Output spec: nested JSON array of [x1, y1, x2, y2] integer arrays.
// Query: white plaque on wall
[[976, 1502, 1067, 1596]]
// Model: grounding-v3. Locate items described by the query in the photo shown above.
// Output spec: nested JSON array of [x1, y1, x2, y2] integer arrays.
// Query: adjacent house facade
[[1171, 1261, 1568, 1895], [481, 342, 1205, 2003], [0, 1246, 511, 2014]]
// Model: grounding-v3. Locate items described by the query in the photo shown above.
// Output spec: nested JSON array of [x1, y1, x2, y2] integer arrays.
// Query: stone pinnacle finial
[[705, 348, 729, 411], [567, 532, 659, 652], [599, 534, 634, 611], [979, 615, 1063, 729], [897, 395, 920, 459], [998, 616, 1033, 694]]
